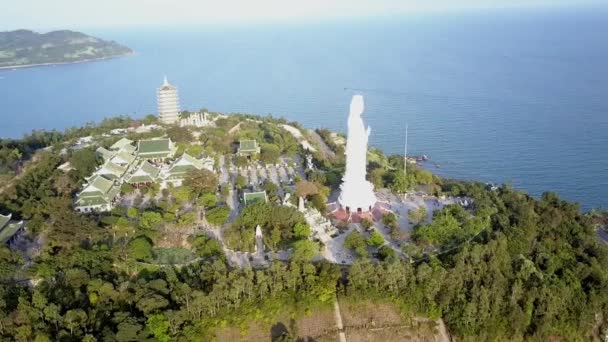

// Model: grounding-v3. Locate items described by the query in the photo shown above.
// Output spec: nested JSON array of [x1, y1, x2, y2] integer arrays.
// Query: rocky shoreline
[[0, 51, 135, 71]]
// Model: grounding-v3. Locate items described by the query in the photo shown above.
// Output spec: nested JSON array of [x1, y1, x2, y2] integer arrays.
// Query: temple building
[[87, 161, 127, 181], [125, 161, 161, 188], [74, 175, 120, 212], [137, 138, 176, 162], [110, 138, 134, 151], [338, 95, 377, 213], [96, 146, 114, 161], [157, 76, 181, 124], [160, 152, 214, 187], [237, 139, 261, 156]]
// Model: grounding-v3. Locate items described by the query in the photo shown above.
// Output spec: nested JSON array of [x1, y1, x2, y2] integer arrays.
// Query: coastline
[[0, 51, 135, 71]]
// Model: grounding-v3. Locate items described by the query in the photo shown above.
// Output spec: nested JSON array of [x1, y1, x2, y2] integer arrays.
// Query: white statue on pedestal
[[254, 225, 264, 253], [338, 95, 377, 212]]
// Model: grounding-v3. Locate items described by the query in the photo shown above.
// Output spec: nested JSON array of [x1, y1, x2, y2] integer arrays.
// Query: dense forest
[[0, 116, 607, 341]]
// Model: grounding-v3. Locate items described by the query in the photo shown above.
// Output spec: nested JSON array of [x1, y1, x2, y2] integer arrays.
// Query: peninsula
[[1, 91, 607, 341], [0, 29, 132, 69]]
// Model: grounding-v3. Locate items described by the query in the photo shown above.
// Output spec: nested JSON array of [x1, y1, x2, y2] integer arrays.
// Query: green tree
[[120, 183, 135, 195], [361, 219, 373, 230], [235, 175, 247, 190], [139, 211, 163, 230], [184, 169, 218, 196], [377, 245, 398, 262], [344, 231, 368, 258], [234, 155, 248, 168], [264, 181, 279, 202], [129, 237, 153, 261], [291, 240, 318, 263], [127, 207, 138, 219], [171, 186, 194, 204], [260, 144, 281, 164], [408, 205, 427, 225], [198, 192, 217, 209], [63, 309, 87, 336], [69, 146, 100, 180], [206, 206, 230, 226], [293, 222, 311, 239], [166, 126, 192, 143], [295, 180, 318, 198], [146, 314, 171, 342], [190, 235, 223, 258], [367, 230, 385, 247]]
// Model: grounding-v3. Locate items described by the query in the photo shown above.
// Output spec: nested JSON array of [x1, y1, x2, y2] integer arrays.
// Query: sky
[[1, 0, 605, 31]]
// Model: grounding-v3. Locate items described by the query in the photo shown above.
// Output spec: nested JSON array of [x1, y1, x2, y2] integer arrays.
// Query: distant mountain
[[0, 29, 133, 68]]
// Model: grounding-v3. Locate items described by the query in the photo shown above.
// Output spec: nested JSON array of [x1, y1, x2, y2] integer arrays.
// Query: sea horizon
[[1, 6, 607, 210]]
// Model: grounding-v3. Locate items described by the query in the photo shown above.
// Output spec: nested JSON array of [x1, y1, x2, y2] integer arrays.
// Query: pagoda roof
[[138, 138, 174, 158], [164, 153, 213, 177], [110, 138, 134, 150], [82, 175, 114, 194], [239, 139, 259, 153], [90, 162, 127, 180], [75, 183, 119, 206], [111, 150, 136, 165], [126, 161, 161, 183], [119, 143, 136, 153]]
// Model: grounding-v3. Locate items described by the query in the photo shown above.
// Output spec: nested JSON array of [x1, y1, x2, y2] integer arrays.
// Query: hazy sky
[[1, 0, 605, 30]]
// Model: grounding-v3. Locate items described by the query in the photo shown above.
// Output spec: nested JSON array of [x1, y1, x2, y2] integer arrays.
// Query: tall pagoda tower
[[157, 76, 180, 124], [338, 95, 377, 213]]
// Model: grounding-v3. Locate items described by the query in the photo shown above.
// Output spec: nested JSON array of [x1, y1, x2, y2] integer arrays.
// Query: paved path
[[334, 298, 347, 342]]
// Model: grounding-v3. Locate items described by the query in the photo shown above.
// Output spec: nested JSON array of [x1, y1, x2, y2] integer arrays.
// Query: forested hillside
[[0, 30, 132, 68], [0, 117, 607, 340]]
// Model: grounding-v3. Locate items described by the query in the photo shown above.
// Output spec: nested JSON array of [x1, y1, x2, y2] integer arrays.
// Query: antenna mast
[[404, 123, 408, 194]]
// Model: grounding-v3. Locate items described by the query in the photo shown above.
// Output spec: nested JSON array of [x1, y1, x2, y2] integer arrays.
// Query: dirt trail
[[307, 129, 336, 159]]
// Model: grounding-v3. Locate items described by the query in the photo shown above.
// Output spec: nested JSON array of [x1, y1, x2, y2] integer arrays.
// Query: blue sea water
[[1, 7, 607, 210]]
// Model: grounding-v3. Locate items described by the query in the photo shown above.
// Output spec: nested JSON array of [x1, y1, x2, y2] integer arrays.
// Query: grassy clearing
[[214, 301, 337, 342], [339, 298, 448, 342], [152, 247, 196, 264]]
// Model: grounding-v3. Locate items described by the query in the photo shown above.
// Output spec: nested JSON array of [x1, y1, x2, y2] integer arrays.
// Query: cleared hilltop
[[0, 29, 132, 68]]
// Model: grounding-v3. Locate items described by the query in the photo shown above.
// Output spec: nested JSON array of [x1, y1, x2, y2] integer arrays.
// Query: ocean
[[1, 7, 607, 210]]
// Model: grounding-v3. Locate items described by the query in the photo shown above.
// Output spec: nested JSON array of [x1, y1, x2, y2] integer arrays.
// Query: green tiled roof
[[164, 153, 207, 180], [138, 139, 172, 155], [239, 140, 258, 153], [112, 151, 136, 165], [110, 138, 134, 150], [84, 175, 114, 194], [75, 196, 110, 206], [244, 191, 267, 205], [168, 164, 195, 174], [94, 162, 127, 179], [140, 152, 172, 159], [126, 161, 160, 184], [0, 214, 11, 230], [181, 153, 204, 169], [96, 147, 114, 160], [75, 183, 119, 207], [0, 221, 23, 244], [140, 161, 161, 177], [128, 175, 154, 183], [120, 144, 136, 153]]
